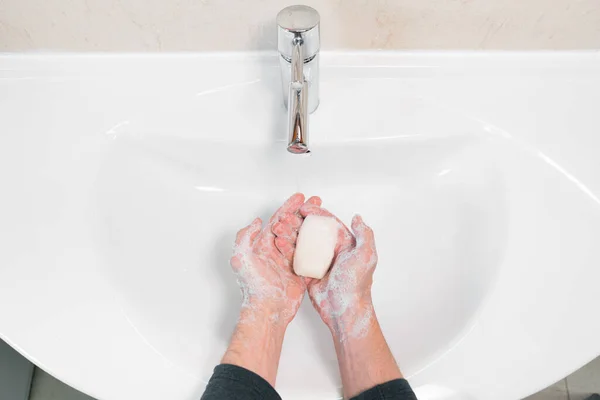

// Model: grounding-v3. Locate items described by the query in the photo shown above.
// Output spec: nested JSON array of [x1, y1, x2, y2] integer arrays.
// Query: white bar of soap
[[293, 215, 339, 279]]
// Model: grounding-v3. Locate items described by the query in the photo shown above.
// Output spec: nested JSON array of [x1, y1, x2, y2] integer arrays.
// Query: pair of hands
[[230, 193, 378, 339]]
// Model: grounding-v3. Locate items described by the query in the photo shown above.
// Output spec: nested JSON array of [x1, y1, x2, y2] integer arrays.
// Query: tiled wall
[[1, 0, 599, 51]]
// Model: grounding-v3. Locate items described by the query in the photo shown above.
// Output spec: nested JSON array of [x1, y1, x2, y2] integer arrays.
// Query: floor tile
[[523, 379, 569, 400], [29, 368, 96, 400], [0, 338, 34, 400], [570, 395, 600, 400], [18, 351, 600, 400], [567, 356, 600, 400]]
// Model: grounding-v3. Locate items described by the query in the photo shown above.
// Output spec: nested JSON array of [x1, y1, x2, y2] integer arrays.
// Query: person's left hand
[[231, 193, 321, 325]]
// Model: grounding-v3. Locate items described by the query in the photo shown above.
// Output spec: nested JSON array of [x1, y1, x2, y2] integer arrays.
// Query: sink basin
[[1, 52, 599, 400]]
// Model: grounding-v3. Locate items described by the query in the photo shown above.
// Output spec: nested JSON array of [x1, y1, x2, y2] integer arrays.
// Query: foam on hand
[[293, 215, 339, 279]]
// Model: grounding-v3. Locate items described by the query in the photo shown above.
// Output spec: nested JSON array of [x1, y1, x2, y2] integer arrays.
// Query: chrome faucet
[[276, 5, 320, 154]]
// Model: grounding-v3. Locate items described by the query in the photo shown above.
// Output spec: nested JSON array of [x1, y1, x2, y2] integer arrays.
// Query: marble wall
[[1, 0, 599, 51]]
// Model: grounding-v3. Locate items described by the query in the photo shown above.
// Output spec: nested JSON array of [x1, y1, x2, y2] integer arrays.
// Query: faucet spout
[[287, 37, 309, 154], [276, 5, 320, 154]]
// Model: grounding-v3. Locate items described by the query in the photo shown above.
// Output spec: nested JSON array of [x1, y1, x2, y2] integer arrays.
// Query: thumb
[[351, 215, 375, 249]]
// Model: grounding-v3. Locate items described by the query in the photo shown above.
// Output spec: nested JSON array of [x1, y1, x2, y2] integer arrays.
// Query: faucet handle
[[276, 5, 320, 60]]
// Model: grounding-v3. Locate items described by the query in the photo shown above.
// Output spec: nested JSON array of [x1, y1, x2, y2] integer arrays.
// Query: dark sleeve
[[201, 364, 282, 400], [350, 379, 418, 400]]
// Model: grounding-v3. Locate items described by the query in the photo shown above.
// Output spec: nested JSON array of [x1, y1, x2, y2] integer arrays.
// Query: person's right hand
[[299, 204, 378, 341]]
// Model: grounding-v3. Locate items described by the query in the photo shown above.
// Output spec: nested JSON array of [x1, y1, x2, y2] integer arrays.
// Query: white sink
[[1, 52, 599, 400]]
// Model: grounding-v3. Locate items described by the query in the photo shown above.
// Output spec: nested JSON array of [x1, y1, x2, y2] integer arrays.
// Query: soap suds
[[231, 218, 303, 325], [309, 216, 378, 342], [231, 211, 378, 342]]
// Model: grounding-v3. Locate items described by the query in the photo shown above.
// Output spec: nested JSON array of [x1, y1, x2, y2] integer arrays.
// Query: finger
[[230, 254, 243, 270], [279, 212, 302, 230], [275, 237, 295, 264], [247, 218, 263, 244], [268, 193, 305, 225], [305, 196, 322, 207], [234, 218, 262, 249], [351, 215, 375, 247], [299, 203, 335, 218], [351, 215, 378, 266], [260, 194, 306, 244], [272, 221, 297, 240], [231, 218, 262, 270]]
